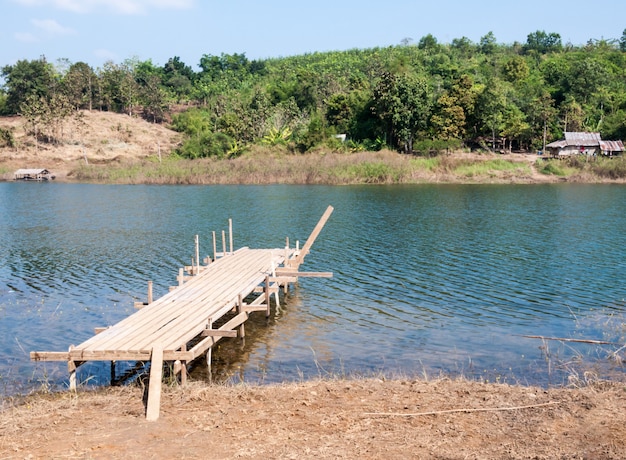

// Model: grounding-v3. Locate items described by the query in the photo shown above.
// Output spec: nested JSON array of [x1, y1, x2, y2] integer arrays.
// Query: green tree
[[62, 61, 96, 110], [1, 57, 55, 114], [524, 31, 563, 54], [372, 71, 431, 153]]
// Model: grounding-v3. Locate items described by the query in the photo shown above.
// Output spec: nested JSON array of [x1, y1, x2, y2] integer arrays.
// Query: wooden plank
[[293, 205, 333, 266], [274, 271, 333, 278], [30, 351, 70, 361], [77, 247, 264, 352], [201, 330, 238, 337], [146, 345, 164, 421], [123, 250, 280, 351]]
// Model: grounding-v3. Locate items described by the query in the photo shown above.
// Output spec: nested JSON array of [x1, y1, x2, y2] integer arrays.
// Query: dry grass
[[2, 376, 626, 459]]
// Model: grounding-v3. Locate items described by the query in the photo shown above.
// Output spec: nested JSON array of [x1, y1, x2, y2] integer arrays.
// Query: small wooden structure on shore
[[31, 206, 334, 420], [14, 168, 55, 181]]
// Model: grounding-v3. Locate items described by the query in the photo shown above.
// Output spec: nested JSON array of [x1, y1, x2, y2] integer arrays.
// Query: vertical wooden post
[[68, 345, 76, 391], [178, 268, 184, 286], [206, 318, 213, 382], [195, 234, 200, 275], [147, 281, 153, 304], [265, 275, 271, 317], [222, 230, 226, 257], [229, 218, 233, 254], [146, 344, 164, 421], [237, 294, 245, 338], [180, 343, 187, 386], [212, 231, 217, 261], [111, 360, 116, 384]]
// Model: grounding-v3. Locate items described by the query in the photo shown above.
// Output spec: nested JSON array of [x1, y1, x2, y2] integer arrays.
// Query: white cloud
[[14, 31, 39, 43], [12, 0, 195, 14], [31, 18, 76, 36]]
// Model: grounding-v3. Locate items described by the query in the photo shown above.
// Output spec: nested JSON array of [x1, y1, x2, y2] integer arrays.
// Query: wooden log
[[146, 344, 164, 421], [148, 281, 153, 304]]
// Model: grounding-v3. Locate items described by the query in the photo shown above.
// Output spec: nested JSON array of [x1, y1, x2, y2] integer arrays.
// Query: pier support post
[[146, 344, 164, 421], [229, 218, 233, 254], [237, 294, 245, 338], [68, 345, 77, 391], [265, 275, 271, 317], [111, 360, 116, 385], [147, 281, 153, 304], [212, 231, 217, 261], [195, 235, 200, 275]]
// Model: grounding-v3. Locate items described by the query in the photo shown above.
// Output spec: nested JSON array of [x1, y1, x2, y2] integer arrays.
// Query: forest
[[1, 29, 626, 159]]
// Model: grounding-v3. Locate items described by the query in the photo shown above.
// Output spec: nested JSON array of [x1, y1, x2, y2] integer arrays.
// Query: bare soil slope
[[2, 378, 625, 459], [0, 111, 181, 180]]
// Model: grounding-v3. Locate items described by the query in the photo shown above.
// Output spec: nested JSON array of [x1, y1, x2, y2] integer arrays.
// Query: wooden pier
[[31, 206, 333, 420]]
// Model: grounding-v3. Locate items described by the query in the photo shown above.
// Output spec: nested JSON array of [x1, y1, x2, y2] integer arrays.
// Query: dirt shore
[[1, 377, 625, 459]]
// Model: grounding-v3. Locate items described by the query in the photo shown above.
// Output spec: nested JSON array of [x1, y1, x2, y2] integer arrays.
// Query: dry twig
[[365, 401, 559, 417]]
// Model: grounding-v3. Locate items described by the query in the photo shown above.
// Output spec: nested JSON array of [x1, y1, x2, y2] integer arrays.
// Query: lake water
[[1, 182, 625, 396]]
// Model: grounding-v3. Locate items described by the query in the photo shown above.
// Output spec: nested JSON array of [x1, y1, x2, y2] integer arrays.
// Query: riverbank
[[2, 376, 625, 459], [2, 111, 626, 185]]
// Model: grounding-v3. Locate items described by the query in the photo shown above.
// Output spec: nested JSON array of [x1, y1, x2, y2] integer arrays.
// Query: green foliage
[[262, 126, 292, 146], [537, 159, 568, 176], [524, 31, 562, 54], [0, 127, 15, 147], [176, 131, 234, 159], [589, 157, 626, 179], [3, 29, 626, 156], [455, 159, 530, 177]]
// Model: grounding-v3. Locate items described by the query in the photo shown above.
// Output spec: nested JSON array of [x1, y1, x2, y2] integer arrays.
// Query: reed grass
[[66, 150, 549, 185]]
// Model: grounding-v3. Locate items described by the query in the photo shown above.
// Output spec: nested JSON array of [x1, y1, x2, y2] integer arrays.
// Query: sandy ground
[[1, 377, 625, 459]]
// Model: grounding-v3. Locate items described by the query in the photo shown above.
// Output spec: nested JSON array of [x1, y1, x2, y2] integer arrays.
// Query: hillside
[[0, 110, 181, 180]]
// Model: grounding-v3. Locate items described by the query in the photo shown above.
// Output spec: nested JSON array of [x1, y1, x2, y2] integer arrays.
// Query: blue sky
[[1, 0, 625, 71]]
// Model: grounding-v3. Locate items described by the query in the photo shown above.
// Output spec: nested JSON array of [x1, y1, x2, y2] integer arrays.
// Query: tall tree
[[373, 71, 431, 152], [62, 62, 96, 110], [1, 57, 55, 114]]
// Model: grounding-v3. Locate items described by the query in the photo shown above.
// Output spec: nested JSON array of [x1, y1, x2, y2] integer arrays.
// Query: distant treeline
[[2, 30, 626, 157]]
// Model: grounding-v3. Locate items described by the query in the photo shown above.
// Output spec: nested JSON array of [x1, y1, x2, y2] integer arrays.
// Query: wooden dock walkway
[[31, 206, 333, 420]]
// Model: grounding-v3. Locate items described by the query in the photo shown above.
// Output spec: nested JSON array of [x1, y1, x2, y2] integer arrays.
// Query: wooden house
[[546, 132, 624, 157], [14, 168, 55, 181]]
